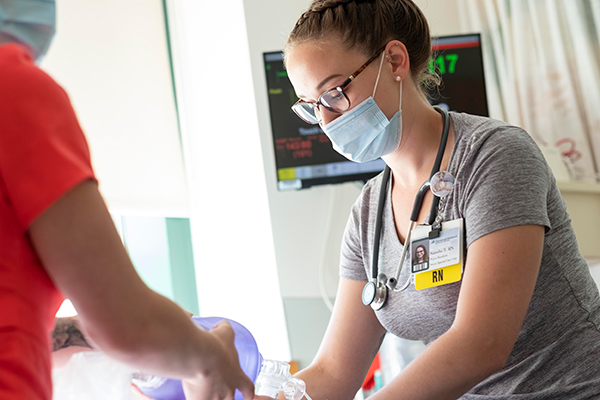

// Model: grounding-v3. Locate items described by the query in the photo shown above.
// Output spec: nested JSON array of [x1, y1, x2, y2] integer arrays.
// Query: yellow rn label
[[415, 263, 462, 290]]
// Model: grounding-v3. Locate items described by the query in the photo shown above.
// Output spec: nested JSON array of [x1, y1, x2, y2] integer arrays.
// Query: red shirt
[[0, 44, 96, 400]]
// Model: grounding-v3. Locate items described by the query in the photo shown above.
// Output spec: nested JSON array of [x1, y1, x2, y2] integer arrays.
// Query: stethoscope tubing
[[371, 106, 451, 291], [371, 165, 391, 281]]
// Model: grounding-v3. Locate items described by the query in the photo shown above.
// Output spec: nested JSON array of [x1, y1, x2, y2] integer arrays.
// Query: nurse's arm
[[293, 278, 387, 400], [28, 180, 254, 400], [51, 310, 193, 368], [369, 224, 544, 400]]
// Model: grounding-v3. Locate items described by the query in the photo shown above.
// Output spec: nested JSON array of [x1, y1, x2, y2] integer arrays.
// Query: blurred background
[[46, 0, 600, 385]]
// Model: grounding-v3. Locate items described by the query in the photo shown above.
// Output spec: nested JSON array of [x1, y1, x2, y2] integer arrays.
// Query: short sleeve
[[0, 45, 96, 230], [458, 126, 551, 247], [339, 191, 369, 281]]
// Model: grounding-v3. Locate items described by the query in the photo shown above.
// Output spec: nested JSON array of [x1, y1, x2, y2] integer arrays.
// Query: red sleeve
[[0, 44, 96, 230]]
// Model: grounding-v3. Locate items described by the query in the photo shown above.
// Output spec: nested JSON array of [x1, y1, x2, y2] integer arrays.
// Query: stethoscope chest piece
[[362, 280, 388, 310], [363, 106, 450, 311]]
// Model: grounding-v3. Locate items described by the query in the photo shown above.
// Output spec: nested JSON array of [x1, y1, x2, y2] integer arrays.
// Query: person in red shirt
[[0, 5, 254, 400]]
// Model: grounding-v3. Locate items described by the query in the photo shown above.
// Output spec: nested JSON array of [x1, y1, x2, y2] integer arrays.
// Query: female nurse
[[0, 2, 253, 400], [283, 1, 600, 399]]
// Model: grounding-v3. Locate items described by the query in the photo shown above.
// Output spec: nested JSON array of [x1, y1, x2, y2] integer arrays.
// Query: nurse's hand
[[182, 322, 255, 400]]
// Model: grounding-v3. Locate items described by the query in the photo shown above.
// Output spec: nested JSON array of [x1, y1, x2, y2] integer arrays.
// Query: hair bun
[[286, 0, 438, 92]]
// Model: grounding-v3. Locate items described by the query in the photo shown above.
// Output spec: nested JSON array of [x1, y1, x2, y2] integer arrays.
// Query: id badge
[[409, 218, 464, 290]]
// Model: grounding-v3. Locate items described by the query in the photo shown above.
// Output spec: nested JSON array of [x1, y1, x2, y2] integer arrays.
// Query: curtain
[[457, 0, 600, 182]]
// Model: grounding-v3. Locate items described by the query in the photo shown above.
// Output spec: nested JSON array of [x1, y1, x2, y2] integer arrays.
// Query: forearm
[[294, 361, 363, 400], [53, 300, 208, 380], [80, 288, 217, 381], [370, 328, 503, 400], [290, 279, 388, 400], [294, 332, 385, 400]]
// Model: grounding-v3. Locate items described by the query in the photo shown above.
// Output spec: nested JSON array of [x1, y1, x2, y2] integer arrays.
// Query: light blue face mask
[[0, 0, 57, 63], [321, 51, 403, 163]]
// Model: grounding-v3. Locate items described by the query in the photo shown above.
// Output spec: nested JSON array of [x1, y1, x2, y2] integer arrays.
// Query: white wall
[[164, 0, 291, 361], [40, 0, 188, 217], [415, 0, 462, 37], [244, 0, 462, 301]]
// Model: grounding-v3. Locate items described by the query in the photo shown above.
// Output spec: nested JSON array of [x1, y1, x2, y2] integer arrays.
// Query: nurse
[[0, 2, 253, 400], [284, 0, 600, 399]]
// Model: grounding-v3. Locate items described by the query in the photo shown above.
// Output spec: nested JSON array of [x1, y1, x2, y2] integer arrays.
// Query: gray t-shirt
[[340, 112, 600, 398]]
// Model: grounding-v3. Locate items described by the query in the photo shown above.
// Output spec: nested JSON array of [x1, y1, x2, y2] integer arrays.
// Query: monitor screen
[[263, 33, 488, 191], [428, 34, 489, 116]]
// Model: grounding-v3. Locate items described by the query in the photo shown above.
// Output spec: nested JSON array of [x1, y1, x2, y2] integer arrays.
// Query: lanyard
[[363, 105, 450, 310]]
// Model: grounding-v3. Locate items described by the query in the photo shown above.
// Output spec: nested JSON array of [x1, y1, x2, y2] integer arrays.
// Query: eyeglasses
[[291, 47, 386, 125]]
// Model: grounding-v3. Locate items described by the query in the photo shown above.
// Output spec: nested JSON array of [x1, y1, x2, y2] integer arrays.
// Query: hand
[[182, 321, 255, 400]]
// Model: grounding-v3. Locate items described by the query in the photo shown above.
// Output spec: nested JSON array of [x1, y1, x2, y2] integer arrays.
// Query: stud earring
[[396, 76, 401, 81]]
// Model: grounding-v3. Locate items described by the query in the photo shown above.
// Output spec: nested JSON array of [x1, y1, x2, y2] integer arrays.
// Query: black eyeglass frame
[[291, 46, 387, 124]]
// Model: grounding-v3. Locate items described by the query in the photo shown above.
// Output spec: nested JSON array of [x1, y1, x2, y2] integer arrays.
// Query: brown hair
[[285, 0, 439, 91]]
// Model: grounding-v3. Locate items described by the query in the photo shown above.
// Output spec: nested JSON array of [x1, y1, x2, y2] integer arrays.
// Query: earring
[[396, 76, 401, 81]]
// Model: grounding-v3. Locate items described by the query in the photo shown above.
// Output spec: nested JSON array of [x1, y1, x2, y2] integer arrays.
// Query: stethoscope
[[362, 105, 450, 310]]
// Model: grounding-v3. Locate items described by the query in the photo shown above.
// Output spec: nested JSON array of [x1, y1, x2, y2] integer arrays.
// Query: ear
[[384, 40, 410, 81]]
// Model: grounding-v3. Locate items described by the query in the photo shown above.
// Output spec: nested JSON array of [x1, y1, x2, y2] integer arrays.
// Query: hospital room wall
[[41, 0, 189, 217], [243, 0, 462, 368], [43, 0, 199, 315]]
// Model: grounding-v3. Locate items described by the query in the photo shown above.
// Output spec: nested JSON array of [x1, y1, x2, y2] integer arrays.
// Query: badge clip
[[428, 227, 441, 239]]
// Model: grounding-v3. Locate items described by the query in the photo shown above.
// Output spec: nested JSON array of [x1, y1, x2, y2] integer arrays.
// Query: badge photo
[[411, 238, 430, 273]]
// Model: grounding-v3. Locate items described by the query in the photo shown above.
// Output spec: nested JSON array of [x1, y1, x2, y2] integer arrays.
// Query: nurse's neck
[[383, 81, 450, 190]]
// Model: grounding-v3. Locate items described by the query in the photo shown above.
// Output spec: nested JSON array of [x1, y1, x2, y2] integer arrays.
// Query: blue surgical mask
[[321, 52, 402, 163], [0, 0, 57, 63]]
